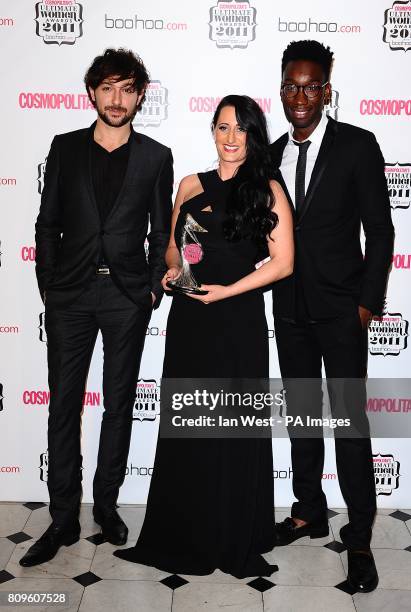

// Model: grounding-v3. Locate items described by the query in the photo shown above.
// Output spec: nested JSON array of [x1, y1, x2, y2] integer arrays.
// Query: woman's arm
[[189, 180, 294, 303]]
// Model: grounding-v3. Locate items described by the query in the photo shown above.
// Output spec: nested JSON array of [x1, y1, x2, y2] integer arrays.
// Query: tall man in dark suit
[[20, 49, 173, 567], [271, 40, 394, 592]]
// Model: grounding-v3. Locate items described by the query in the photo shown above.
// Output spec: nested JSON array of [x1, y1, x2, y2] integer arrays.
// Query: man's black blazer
[[35, 122, 173, 310], [270, 117, 394, 319]]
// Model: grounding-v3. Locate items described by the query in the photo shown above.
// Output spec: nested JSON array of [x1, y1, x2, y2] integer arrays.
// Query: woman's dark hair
[[212, 95, 278, 247], [84, 48, 149, 110]]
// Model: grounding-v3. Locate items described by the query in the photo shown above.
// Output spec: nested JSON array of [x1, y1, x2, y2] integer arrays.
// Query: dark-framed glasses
[[281, 82, 329, 99]]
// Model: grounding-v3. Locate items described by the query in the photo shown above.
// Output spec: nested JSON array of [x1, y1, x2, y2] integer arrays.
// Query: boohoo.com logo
[[383, 1, 411, 52], [373, 453, 400, 495], [35, 0, 84, 46], [134, 81, 168, 127], [209, 1, 257, 49], [385, 162, 411, 209]]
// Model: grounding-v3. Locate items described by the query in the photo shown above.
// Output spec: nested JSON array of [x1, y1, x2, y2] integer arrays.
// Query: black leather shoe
[[274, 516, 329, 546], [93, 509, 128, 546], [347, 550, 378, 593], [19, 523, 80, 567]]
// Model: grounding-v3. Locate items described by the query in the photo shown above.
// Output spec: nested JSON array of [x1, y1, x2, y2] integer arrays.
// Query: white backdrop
[[0, 0, 410, 509]]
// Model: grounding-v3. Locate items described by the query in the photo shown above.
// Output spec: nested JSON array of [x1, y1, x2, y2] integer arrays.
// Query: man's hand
[[358, 305, 372, 330]]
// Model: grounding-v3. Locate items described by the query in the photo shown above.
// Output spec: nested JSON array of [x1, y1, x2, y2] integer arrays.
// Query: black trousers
[[45, 275, 151, 526], [274, 313, 376, 550]]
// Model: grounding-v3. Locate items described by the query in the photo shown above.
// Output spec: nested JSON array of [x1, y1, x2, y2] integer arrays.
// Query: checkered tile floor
[[1, 503, 411, 611]]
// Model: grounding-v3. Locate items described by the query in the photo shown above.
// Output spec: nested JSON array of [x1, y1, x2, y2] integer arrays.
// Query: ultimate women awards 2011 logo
[[35, 0, 84, 46], [385, 162, 411, 209], [383, 1, 411, 51], [369, 303, 409, 357], [209, 1, 257, 49], [134, 81, 168, 128], [373, 453, 401, 495]]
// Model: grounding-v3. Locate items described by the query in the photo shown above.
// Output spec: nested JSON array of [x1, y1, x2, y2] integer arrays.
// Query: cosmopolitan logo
[[385, 163, 411, 209], [23, 390, 101, 406], [189, 96, 271, 113], [134, 81, 168, 127], [104, 14, 187, 31], [38, 159, 46, 194], [22, 247, 36, 262], [133, 379, 160, 422], [383, 1, 411, 52], [35, 0, 84, 46], [278, 17, 360, 33], [19, 92, 93, 110], [209, 0, 257, 49], [367, 397, 411, 412], [360, 99, 411, 115], [373, 453, 400, 495], [392, 253, 411, 268], [369, 310, 409, 356]]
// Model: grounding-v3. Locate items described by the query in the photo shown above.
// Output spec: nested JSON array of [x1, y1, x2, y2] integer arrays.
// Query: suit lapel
[[83, 122, 100, 220], [297, 118, 338, 223]]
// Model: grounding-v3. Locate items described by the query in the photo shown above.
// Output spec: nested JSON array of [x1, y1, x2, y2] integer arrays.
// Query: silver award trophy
[[167, 213, 209, 295]]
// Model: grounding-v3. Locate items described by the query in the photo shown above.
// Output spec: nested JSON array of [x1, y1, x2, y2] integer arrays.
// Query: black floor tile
[[389, 510, 411, 522], [72, 572, 102, 587], [0, 570, 15, 584], [247, 577, 276, 592], [6, 532, 32, 544], [324, 541, 347, 553], [335, 580, 357, 595], [160, 574, 189, 590], [22, 502, 47, 511]]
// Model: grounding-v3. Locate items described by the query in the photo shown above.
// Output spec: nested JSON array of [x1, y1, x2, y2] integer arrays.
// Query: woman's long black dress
[[114, 170, 276, 578]]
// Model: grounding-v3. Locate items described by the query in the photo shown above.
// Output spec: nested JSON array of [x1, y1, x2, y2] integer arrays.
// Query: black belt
[[96, 265, 110, 275]]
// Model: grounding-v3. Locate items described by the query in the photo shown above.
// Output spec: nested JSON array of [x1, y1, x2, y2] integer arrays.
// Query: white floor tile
[[79, 579, 172, 612], [172, 582, 263, 612], [353, 588, 411, 612], [0, 505, 31, 538], [263, 585, 356, 612], [330, 513, 411, 549], [264, 544, 345, 587], [0, 577, 83, 612]]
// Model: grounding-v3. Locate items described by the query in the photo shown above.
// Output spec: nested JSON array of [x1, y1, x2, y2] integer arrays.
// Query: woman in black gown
[[114, 95, 293, 578]]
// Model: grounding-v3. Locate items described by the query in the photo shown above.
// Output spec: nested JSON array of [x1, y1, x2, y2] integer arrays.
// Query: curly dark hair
[[281, 40, 334, 81], [84, 48, 149, 110], [212, 95, 278, 247]]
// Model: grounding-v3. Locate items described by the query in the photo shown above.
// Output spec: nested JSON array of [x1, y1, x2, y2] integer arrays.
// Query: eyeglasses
[[281, 82, 329, 99]]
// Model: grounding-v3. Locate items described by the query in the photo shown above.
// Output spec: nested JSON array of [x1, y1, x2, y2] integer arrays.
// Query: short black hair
[[281, 40, 334, 81], [84, 48, 149, 109]]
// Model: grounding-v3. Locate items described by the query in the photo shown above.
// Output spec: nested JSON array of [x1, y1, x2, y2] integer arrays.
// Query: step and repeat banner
[[0, 0, 410, 509]]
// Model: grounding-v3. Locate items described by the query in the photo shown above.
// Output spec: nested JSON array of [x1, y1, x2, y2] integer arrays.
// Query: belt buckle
[[96, 266, 110, 275]]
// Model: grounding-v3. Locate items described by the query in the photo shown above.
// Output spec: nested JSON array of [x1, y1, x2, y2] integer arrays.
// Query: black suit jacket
[[35, 122, 173, 310], [270, 117, 394, 319]]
